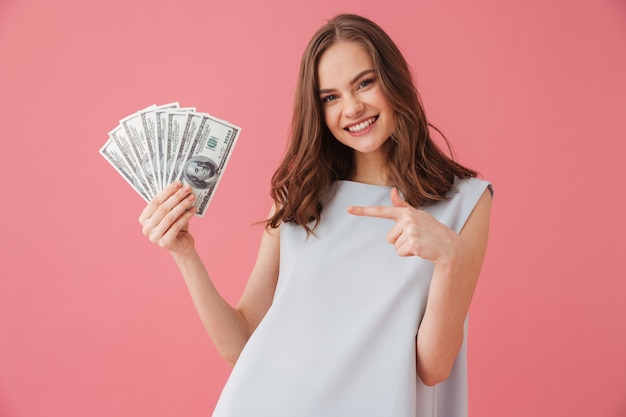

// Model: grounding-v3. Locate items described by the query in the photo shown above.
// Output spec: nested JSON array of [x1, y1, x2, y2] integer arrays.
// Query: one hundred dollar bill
[[156, 107, 195, 190], [100, 103, 240, 217], [108, 124, 155, 199], [132, 102, 180, 191], [168, 112, 209, 186], [119, 104, 158, 197], [164, 111, 193, 186], [174, 115, 241, 217], [99, 137, 151, 202]]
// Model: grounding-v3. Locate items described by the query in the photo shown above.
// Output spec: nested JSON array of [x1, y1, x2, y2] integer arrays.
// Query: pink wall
[[1, 0, 625, 416]]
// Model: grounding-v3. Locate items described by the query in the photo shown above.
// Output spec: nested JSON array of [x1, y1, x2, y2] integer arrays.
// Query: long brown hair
[[268, 14, 477, 234]]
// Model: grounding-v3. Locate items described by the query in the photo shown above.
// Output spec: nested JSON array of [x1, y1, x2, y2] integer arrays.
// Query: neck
[[350, 152, 392, 186]]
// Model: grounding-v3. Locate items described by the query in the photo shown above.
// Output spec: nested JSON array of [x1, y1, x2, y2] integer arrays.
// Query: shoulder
[[426, 176, 493, 233], [448, 177, 493, 200]]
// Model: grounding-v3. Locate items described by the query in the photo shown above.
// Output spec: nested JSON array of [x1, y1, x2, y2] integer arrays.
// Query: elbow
[[416, 332, 464, 386], [222, 353, 239, 367], [419, 372, 450, 387], [217, 343, 244, 367], [418, 368, 452, 387], [417, 360, 454, 386]]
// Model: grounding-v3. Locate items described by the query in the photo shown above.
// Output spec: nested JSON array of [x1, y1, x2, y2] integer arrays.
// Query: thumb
[[390, 187, 408, 208]]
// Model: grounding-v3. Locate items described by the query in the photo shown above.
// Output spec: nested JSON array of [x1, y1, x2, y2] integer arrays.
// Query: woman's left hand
[[347, 188, 463, 264]]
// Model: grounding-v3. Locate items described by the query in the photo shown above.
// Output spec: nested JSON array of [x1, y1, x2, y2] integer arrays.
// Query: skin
[[139, 181, 280, 365], [317, 41, 395, 184], [139, 40, 492, 386]]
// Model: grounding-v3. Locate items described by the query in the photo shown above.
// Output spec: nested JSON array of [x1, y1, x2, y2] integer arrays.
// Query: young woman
[[139, 14, 492, 417]]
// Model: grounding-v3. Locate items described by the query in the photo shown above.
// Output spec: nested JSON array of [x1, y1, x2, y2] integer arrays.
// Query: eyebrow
[[318, 69, 375, 95]]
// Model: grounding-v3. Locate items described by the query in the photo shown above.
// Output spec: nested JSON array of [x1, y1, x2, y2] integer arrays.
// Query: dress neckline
[[337, 179, 393, 189]]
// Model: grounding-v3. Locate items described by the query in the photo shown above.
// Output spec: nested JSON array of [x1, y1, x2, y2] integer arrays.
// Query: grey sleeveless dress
[[212, 177, 491, 417]]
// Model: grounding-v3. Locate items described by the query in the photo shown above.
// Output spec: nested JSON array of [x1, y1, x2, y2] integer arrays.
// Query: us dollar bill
[[120, 104, 158, 197], [99, 137, 151, 202], [168, 112, 209, 186], [108, 124, 154, 200], [164, 111, 195, 186], [137, 102, 179, 190], [174, 115, 241, 217], [101, 103, 239, 217], [156, 107, 195, 190]]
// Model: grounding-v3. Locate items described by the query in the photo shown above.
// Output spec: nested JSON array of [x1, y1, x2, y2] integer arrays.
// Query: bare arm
[[347, 187, 492, 385], [139, 182, 280, 365], [414, 189, 492, 385]]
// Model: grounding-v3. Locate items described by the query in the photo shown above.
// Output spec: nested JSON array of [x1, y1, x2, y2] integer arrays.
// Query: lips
[[345, 116, 378, 133]]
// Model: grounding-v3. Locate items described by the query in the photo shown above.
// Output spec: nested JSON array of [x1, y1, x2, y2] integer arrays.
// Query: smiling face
[[317, 41, 395, 171]]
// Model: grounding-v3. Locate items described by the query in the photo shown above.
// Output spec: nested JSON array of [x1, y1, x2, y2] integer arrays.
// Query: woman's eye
[[358, 79, 374, 89], [322, 94, 338, 103]]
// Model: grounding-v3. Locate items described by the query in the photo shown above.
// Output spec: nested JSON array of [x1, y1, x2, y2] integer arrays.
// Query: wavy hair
[[268, 14, 477, 234]]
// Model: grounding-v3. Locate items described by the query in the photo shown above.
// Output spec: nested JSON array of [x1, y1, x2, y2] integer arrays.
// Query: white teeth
[[347, 117, 376, 132]]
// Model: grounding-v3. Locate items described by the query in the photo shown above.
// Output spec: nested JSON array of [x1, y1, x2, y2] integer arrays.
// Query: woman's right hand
[[139, 181, 197, 255]]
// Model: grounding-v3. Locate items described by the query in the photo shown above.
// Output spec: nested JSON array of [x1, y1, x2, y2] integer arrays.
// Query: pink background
[[1, 0, 625, 416]]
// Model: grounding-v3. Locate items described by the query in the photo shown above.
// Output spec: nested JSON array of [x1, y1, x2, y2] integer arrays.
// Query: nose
[[343, 94, 365, 119]]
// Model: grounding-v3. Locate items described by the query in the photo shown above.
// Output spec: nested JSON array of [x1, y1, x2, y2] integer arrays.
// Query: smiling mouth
[[345, 116, 378, 133]]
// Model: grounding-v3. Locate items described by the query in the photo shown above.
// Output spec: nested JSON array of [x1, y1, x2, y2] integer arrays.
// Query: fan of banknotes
[[100, 103, 241, 217]]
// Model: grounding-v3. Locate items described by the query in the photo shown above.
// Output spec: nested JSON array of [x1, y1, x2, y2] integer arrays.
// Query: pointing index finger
[[347, 204, 400, 220]]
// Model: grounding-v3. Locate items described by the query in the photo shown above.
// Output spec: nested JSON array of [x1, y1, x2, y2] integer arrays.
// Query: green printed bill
[[99, 103, 241, 217]]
